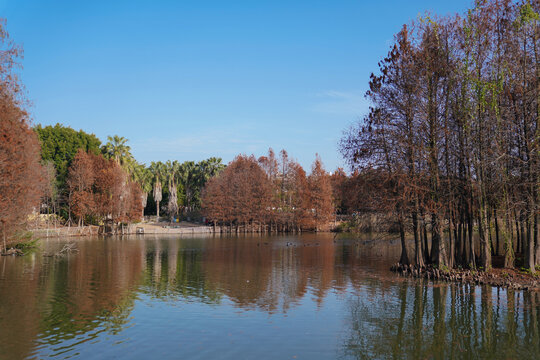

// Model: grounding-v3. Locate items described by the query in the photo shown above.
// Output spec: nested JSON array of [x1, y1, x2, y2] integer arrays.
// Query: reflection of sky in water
[[1, 235, 539, 359], [74, 292, 348, 359], [31, 287, 352, 359]]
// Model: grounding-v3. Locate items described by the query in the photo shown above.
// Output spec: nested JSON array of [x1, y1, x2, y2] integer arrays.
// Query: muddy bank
[[391, 263, 540, 291]]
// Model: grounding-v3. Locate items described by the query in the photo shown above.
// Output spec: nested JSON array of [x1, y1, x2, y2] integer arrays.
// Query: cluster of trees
[[0, 19, 44, 250], [67, 150, 143, 228], [341, 0, 539, 271], [35, 124, 101, 184], [202, 149, 334, 232], [36, 126, 227, 225], [143, 157, 225, 220], [330, 168, 386, 216], [35, 124, 103, 219], [34, 124, 225, 224]]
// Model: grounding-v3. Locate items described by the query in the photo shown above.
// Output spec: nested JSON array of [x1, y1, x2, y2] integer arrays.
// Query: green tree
[[34, 123, 101, 186], [166, 160, 181, 220], [131, 163, 152, 217], [102, 135, 133, 168]]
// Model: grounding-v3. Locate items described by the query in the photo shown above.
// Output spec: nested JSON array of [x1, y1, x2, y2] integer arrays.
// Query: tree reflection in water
[[1, 235, 539, 359], [342, 280, 540, 359]]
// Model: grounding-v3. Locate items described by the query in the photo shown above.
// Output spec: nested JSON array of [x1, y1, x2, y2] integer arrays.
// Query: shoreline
[[30, 223, 214, 238], [391, 263, 540, 291], [5, 230, 540, 293], [29, 221, 336, 239]]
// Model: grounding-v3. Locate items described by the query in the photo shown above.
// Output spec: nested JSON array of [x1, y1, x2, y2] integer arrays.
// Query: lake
[[1, 234, 539, 359]]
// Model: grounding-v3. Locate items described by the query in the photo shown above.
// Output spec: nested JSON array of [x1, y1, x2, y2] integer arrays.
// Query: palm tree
[[123, 157, 139, 179], [103, 135, 133, 167], [153, 180, 162, 220], [197, 157, 225, 184], [133, 165, 152, 218], [177, 161, 196, 212], [166, 160, 181, 221], [149, 161, 166, 220]]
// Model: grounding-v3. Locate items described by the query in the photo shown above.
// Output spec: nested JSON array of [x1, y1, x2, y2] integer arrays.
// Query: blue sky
[[1, 0, 471, 170]]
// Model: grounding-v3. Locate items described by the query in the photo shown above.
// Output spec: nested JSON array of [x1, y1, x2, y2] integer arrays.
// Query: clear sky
[[1, 0, 472, 170]]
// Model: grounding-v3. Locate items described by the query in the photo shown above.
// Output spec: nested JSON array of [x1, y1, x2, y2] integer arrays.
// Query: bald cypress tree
[[0, 20, 43, 251]]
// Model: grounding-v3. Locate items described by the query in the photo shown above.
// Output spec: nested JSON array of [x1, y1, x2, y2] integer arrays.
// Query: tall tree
[[149, 161, 165, 219], [340, 0, 539, 272], [203, 155, 273, 229], [67, 150, 95, 226], [0, 19, 44, 250], [102, 135, 133, 168], [308, 155, 334, 231]]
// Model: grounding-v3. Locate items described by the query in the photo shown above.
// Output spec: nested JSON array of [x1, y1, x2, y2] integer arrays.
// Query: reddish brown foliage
[[330, 168, 347, 214], [203, 150, 335, 231], [126, 182, 144, 222], [308, 155, 334, 229], [0, 20, 44, 248], [288, 161, 312, 228], [203, 155, 272, 226], [67, 150, 142, 226], [0, 100, 44, 245]]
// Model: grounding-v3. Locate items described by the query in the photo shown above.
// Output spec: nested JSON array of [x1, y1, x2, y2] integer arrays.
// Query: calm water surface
[[1, 234, 540, 359]]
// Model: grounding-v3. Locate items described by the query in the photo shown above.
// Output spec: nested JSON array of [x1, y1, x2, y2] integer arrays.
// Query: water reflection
[[0, 238, 144, 359], [342, 281, 540, 359], [0, 235, 539, 359]]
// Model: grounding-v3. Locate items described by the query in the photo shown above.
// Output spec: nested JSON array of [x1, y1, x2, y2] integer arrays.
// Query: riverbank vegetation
[[36, 123, 227, 230], [340, 0, 539, 272], [67, 150, 143, 227], [203, 150, 334, 232]]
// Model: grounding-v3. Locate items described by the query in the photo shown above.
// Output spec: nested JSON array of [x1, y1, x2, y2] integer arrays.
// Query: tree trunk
[[423, 215, 429, 264], [448, 215, 454, 269], [398, 215, 409, 266], [504, 211, 515, 269], [412, 210, 424, 267], [479, 207, 492, 270], [468, 211, 476, 268], [527, 214, 535, 272], [534, 214, 539, 266], [430, 212, 446, 267], [494, 209, 500, 257]]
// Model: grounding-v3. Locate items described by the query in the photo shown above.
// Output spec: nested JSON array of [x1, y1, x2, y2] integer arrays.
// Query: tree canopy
[[202, 150, 334, 231], [35, 123, 101, 184], [340, 0, 539, 271]]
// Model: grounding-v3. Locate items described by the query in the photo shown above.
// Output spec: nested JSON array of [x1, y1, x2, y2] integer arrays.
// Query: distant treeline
[[30, 121, 339, 235], [203, 150, 334, 232], [35, 125, 336, 233], [340, 0, 539, 271], [0, 17, 354, 247], [35, 124, 227, 228]]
